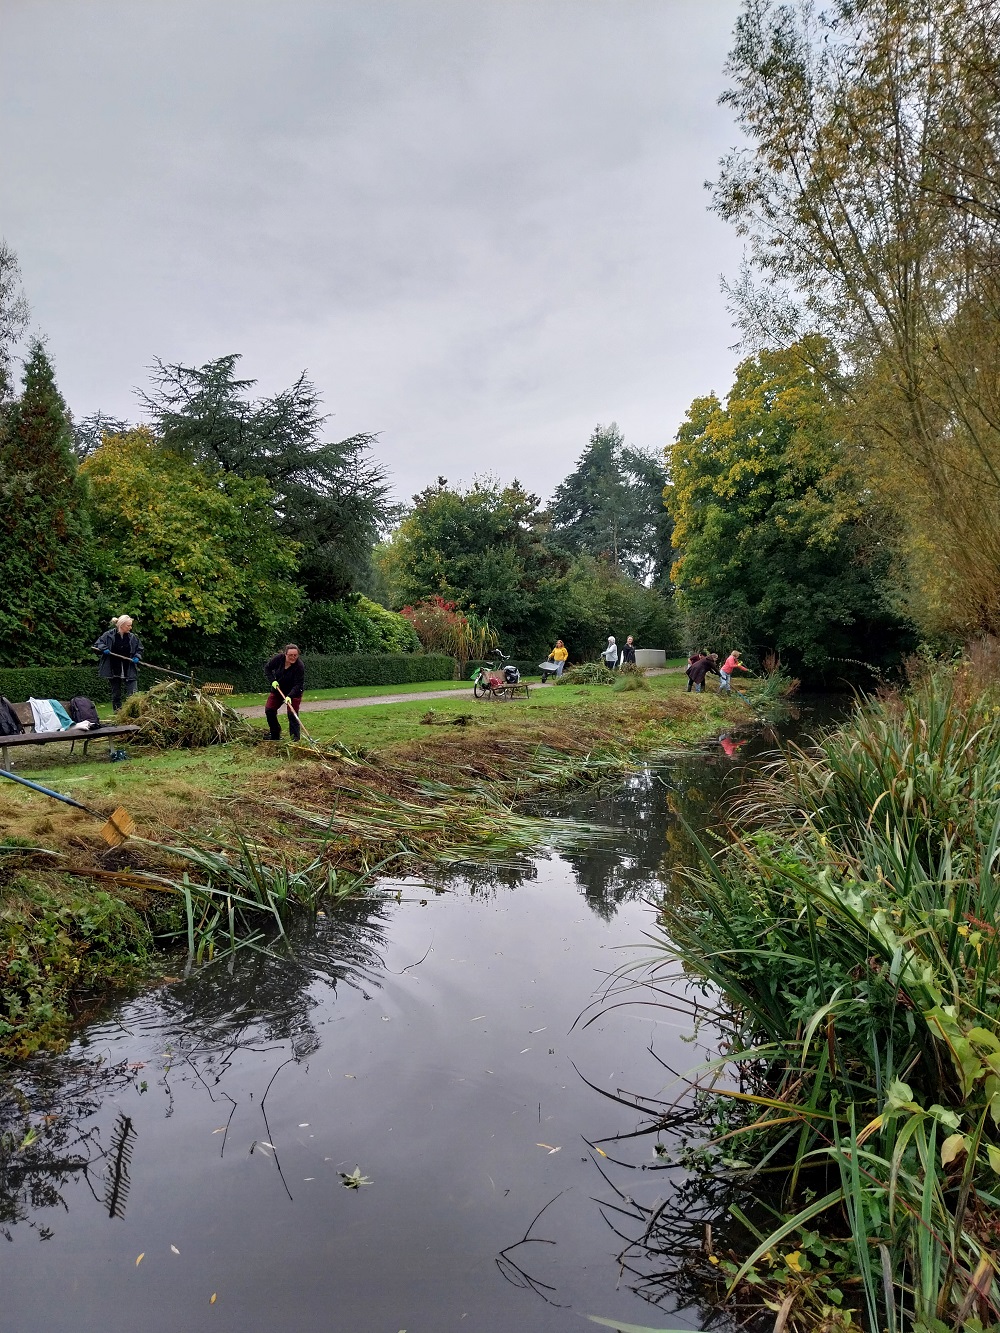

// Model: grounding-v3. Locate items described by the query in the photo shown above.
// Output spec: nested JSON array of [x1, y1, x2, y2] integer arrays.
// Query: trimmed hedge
[[0, 654, 458, 704], [0, 665, 113, 704], [191, 652, 457, 694]]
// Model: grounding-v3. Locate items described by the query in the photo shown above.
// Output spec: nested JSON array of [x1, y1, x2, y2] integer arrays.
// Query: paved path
[[237, 688, 472, 717], [236, 668, 678, 718]]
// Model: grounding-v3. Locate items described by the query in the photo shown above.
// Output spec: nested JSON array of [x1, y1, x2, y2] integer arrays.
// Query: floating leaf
[[339, 1166, 373, 1189], [135, 1253, 144, 1267], [210, 1292, 217, 1304], [170, 1245, 180, 1255]]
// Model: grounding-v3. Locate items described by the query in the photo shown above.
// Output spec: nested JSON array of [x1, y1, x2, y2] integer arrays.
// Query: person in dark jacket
[[620, 636, 637, 667], [688, 652, 720, 693], [264, 644, 305, 741], [93, 615, 144, 709]]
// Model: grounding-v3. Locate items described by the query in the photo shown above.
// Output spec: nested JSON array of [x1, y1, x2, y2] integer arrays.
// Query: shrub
[[0, 665, 112, 704], [290, 596, 420, 655], [0, 653, 458, 703]]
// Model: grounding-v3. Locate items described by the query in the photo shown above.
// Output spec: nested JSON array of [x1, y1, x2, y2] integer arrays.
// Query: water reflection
[[0, 699, 847, 1333]]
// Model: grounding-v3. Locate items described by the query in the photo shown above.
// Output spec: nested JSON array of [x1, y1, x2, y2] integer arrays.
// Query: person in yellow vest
[[545, 639, 569, 680]]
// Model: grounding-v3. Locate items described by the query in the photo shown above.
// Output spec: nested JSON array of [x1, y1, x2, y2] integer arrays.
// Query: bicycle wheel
[[473, 678, 489, 699]]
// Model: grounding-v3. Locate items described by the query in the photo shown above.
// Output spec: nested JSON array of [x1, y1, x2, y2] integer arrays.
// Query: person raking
[[93, 614, 143, 710], [264, 644, 305, 741], [719, 650, 750, 693]]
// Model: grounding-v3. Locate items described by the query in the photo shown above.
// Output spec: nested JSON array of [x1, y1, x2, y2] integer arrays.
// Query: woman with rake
[[264, 644, 305, 741]]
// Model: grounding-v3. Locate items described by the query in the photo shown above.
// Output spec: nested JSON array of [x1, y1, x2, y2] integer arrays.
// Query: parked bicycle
[[471, 652, 528, 701]]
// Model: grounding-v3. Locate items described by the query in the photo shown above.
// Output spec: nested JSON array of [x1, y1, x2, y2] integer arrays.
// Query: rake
[[0, 768, 136, 846]]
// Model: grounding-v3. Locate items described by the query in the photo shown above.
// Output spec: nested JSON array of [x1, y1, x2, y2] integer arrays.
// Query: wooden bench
[[1, 701, 140, 770]]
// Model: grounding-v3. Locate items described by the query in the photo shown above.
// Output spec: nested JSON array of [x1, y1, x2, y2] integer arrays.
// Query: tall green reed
[[649, 668, 1000, 1331]]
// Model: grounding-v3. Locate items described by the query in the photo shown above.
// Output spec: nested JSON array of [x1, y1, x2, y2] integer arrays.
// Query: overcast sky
[[2, 0, 745, 504]]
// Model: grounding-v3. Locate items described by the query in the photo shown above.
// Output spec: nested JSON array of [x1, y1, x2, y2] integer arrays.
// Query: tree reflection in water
[[0, 897, 391, 1238]]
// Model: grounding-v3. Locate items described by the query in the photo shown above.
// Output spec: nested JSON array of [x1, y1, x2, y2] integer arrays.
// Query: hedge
[[0, 654, 458, 704], [0, 666, 113, 704], [203, 653, 457, 693]]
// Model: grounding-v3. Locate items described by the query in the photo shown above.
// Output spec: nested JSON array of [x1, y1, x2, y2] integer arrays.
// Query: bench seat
[[1, 701, 140, 769]]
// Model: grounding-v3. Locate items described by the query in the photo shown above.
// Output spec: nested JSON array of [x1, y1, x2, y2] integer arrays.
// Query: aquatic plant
[[643, 666, 1000, 1331]]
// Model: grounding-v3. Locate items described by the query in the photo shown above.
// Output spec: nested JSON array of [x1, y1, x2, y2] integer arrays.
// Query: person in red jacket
[[719, 650, 750, 692]]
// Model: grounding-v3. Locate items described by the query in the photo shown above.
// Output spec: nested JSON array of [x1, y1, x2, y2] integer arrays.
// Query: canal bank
[[0, 698, 827, 1333]]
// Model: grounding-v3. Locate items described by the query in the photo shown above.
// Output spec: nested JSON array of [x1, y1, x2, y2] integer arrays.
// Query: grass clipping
[[118, 680, 254, 748]]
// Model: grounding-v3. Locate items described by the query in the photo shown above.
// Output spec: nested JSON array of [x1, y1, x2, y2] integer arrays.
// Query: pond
[[0, 700, 844, 1333]]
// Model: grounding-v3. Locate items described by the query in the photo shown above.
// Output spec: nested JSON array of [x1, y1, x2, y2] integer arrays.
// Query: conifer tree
[[0, 340, 96, 663]]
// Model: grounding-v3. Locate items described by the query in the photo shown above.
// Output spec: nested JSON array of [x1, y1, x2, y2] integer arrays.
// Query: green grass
[[641, 663, 1000, 1331]]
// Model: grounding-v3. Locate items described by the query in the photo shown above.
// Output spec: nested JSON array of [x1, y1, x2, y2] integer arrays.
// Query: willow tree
[[714, 0, 1000, 634]]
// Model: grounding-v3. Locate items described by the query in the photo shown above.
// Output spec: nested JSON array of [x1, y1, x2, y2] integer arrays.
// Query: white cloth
[[28, 698, 65, 732]]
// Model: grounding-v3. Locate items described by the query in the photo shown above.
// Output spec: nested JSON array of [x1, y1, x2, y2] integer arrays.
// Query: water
[[0, 701, 842, 1333]]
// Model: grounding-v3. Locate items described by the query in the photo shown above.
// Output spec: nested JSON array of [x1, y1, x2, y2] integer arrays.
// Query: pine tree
[[0, 340, 96, 663]]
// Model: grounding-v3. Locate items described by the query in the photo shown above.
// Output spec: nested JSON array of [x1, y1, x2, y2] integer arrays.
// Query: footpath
[[235, 668, 676, 718]]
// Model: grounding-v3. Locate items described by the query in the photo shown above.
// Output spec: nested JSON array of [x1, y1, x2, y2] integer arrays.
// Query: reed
[[645, 666, 1000, 1331]]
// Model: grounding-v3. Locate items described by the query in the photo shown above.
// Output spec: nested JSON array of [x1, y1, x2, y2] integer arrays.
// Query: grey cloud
[[2, 0, 745, 502]]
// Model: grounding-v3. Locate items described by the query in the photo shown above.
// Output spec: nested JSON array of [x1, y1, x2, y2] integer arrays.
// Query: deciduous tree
[[83, 428, 302, 665], [668, 340, 912, 670], [714, 0, 1000, 635]]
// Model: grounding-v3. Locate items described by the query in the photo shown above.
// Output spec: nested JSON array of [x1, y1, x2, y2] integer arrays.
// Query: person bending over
[[264, 644, 305, 741], [719, 650, 750, 693], [93, 615, 143, 710]]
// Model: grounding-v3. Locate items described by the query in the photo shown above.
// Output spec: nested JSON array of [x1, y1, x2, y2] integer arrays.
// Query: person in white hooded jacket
[[603, 636, 618, 668]]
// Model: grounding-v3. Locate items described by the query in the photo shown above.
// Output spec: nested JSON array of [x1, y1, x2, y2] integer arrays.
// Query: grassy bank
[[642, 662, 1000, 1332], [0, 671, 748, 1057]]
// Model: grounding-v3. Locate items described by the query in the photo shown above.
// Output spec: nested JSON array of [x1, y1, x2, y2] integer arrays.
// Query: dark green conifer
[[0, 339, 96, 663]]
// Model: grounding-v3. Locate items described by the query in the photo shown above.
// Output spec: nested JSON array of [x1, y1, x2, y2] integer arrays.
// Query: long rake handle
[[101, 650, 192, 681], [0, 767, 107, 820], [270, 681, 316, 744]]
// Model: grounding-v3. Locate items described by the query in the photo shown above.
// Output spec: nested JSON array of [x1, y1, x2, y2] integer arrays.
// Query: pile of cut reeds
[[118, 680, 255, 748]]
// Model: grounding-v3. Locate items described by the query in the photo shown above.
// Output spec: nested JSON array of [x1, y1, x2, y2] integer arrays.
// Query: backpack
[[0, 696, 24, 737], [503, 665, 520, 684], [68, 696, 100, 726]]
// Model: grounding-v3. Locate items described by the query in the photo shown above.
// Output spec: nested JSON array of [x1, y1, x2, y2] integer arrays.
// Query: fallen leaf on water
[[519, 1048, 530, 1054], [210, 1293, 217, 1304], [135, 1253, 144, 1267], [261, 1142, 276, 1150], [594, 1148, 608, 1158], [339, 1166, 373, 1189], [212, 1127, 226, 1134], [529, 1027, 547, 1034], [298, 1123, 310, 1128], [470, 1015, 486, 1022], [536, 1144, 562, 1154], [344, 1073, 356, 1079], [170, 1245, 180, 1255]]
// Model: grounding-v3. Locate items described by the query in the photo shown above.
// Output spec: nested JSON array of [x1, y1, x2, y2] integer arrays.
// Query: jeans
[[719, 671, 731, 692], [110, 677, 137, 709], [555, 661, 564, 676]]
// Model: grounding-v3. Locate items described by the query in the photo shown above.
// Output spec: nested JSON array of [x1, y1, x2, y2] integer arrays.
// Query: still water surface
[[0, 704, 839, 1333]]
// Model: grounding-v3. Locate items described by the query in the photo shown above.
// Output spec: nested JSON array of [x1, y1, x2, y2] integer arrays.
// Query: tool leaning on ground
[[0, 768, 136, 847]]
